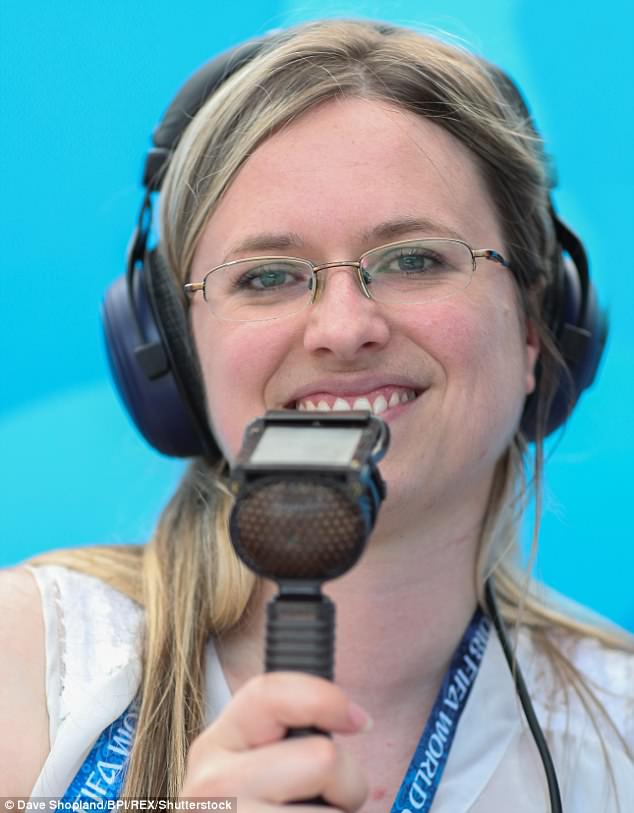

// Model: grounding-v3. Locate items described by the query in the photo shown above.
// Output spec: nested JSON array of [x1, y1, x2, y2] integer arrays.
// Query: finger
[[199, 672, 371, 752], [222, 735, 367, 810]]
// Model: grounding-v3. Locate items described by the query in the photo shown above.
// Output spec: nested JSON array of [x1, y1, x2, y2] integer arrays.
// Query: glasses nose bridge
[[310, 259, 370, 301]]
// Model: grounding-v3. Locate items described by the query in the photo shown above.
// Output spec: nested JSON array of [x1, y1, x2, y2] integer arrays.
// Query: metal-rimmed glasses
[[184, 237, 510, 322]]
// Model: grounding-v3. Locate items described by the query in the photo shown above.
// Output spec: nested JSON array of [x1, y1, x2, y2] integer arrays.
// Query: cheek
[[191, 311, 295, 460], [202, 353, 256, 460], [415, 298, 531, 429], [411, 300, 501, 370]]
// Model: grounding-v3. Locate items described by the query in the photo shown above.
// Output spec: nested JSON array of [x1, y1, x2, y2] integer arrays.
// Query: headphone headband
[[143, 39, 273, 192]]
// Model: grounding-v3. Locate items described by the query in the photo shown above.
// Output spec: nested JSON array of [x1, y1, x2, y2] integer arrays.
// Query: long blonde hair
[[31, 19, 632, 796]]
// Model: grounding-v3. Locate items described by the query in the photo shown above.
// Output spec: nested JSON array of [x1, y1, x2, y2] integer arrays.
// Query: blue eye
[[251, 269, 291, 289], [369, 247, 442, 276], [395, 253, 433, 273], [232, 262, 309, 292]]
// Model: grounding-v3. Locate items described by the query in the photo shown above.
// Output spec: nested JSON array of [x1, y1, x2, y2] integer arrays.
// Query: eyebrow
[[221, 217, 465, 262], [222, 232, 305, 262], [361, 217, 465, 243]]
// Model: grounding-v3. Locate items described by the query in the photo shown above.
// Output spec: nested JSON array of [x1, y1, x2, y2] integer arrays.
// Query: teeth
[[373, 394, 388, 415], [352, 396, 372, 411], [333, 397, 351, 411], [296, 389, 416, 415]]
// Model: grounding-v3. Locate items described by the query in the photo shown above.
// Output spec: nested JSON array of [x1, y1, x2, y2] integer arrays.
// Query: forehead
[[193, 97, 503, 268]]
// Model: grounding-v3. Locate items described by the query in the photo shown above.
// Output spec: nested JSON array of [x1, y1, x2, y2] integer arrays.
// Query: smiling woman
[[1, 17, 632, 810]]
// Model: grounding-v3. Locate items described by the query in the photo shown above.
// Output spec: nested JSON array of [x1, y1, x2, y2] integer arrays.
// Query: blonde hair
[[31, 19, 632, 796]]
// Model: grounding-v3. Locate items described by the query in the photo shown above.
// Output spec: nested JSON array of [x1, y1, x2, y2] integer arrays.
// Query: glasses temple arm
[[473, 249, 510, 268]]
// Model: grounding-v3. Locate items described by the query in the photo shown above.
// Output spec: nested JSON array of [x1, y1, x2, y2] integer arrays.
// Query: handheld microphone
[[229, 409, 389, 673], [228, 410, 389, 804]]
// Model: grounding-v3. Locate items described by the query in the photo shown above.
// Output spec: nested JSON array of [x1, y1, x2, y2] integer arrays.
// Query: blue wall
[[2, 1, 632, 629]]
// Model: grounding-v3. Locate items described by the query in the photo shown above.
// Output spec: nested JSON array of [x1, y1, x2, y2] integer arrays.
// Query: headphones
[[102, 27, 608, 461]]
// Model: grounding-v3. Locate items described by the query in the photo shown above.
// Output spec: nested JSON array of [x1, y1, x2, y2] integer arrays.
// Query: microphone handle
[[265, 591, 335, 807]]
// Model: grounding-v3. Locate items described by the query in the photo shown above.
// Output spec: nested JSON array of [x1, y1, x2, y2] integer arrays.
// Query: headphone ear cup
[[102, 250, 219, 459], [520, 256, 608, 441]]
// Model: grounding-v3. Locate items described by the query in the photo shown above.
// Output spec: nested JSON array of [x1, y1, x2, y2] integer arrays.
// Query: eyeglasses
[[184, 237, 510, 322]]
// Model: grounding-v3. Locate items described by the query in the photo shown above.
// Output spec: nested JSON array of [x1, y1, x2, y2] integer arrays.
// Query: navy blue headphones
[[102, 29, 608, 461]]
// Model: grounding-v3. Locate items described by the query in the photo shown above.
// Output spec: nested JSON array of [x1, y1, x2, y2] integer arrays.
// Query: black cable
[[484, 579, 563, 813]]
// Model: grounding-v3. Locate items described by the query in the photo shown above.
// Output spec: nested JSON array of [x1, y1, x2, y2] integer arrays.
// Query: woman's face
[[190, 97, 538, 524]]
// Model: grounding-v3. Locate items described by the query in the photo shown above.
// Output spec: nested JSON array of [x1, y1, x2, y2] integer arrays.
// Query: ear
[[524, 318, 540, 395]]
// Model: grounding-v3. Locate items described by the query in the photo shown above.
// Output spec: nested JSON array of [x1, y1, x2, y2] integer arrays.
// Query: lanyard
[[61, 702, 138, 804], [391, 608, 490, 813], [63, 609, 489, 808]]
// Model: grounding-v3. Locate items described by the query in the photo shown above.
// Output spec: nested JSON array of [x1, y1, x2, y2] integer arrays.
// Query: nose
[[302, 264, 391, 360]]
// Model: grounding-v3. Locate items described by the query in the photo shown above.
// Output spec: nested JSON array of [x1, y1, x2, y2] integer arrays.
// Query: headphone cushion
[[102, 251, 218, 459], [144, 249, 219, 458], [521, 258, 607, 440]]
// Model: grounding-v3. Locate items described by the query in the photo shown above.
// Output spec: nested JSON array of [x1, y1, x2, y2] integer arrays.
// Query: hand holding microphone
[[180, 671, 371, 809]]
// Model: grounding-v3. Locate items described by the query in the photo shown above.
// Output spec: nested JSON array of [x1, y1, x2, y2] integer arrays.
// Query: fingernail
[[347, 701, 374, 733]]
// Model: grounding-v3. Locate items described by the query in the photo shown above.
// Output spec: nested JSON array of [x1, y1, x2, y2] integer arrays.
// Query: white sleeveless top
[[28, 565, 230, 795], [28, 565, 634, 810]]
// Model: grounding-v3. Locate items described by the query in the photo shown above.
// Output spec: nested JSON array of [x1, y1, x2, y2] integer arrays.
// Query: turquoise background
[[1, 1, 632, 629]]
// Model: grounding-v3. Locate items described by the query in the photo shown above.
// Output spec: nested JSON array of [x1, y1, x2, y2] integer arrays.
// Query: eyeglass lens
[[203, 239, 474, 321]]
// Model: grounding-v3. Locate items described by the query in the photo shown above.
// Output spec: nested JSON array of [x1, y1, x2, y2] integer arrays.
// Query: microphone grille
[[229, 476, 368, 581]]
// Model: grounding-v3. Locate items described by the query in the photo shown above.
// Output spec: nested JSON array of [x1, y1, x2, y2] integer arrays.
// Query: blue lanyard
[[391, 608, 490, 813], [63, 609, 489, 808], [61, 702, 138, 804]]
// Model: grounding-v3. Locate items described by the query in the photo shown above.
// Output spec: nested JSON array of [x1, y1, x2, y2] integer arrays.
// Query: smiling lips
[[294, 386, 418, 416]]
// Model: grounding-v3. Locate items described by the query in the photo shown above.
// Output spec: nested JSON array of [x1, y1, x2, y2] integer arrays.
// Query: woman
[[1, 19, 632, 810]]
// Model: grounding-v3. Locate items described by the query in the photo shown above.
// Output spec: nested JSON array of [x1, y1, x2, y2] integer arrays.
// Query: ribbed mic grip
[[265, 596, 335, 679]]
